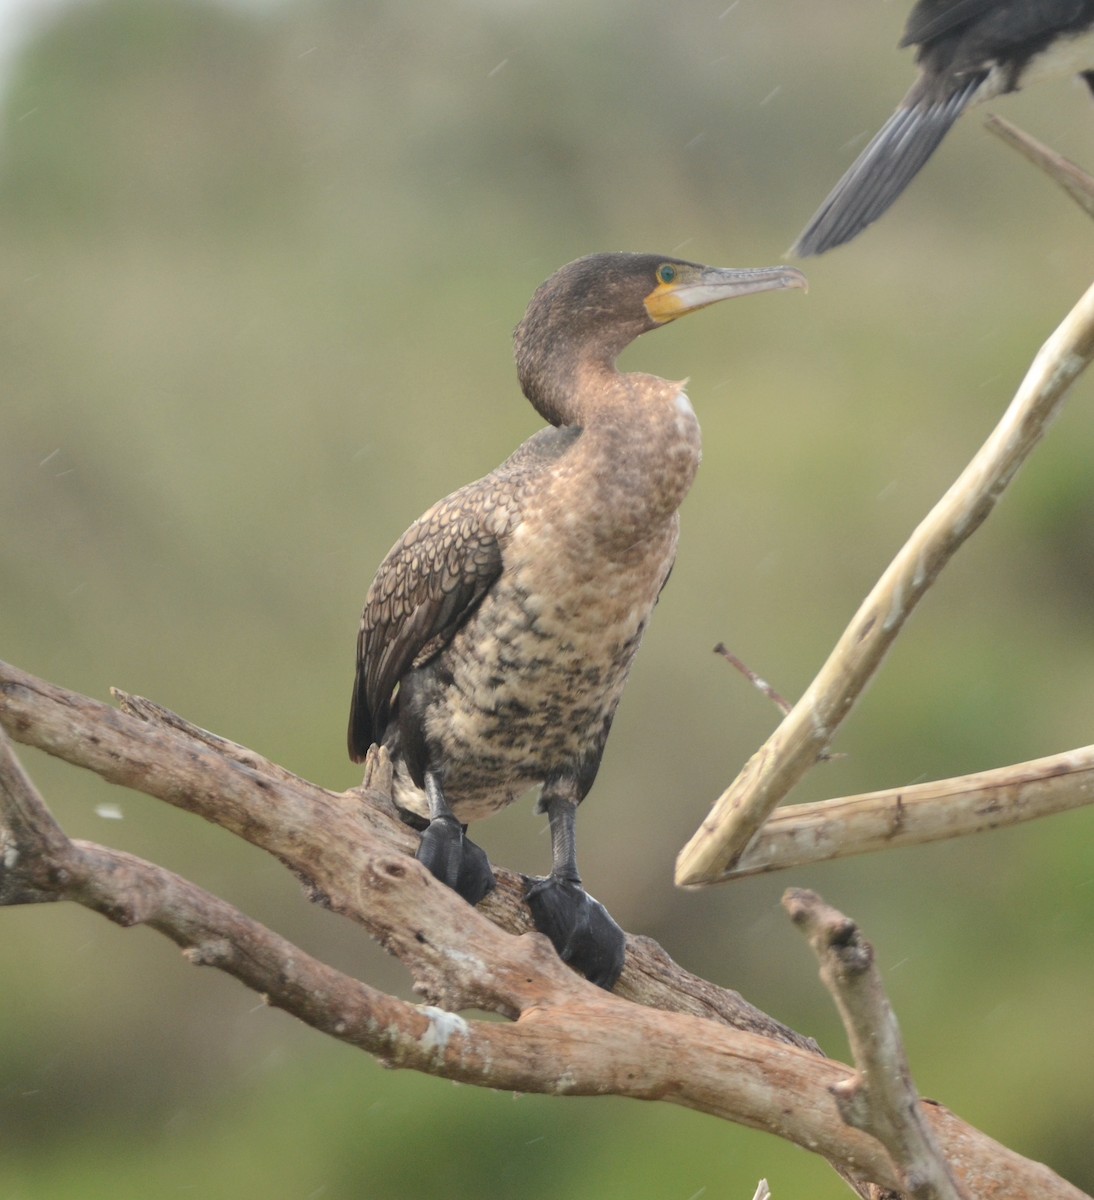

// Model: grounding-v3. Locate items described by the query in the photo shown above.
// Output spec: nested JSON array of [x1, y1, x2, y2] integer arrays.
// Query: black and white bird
[[793, 0, 1094, 256], [348, 252, 805, 989]]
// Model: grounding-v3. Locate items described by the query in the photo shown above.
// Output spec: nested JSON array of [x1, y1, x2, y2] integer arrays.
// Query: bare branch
[[711, 743, 1094, 879], [2, 662, 1088, 1198], [0, 710, 895, 1190], [985, 114, 1094, 219], [785, 890, 969, 1200], [0, 714, 71, 882], [0, 659, 809, 1042], [677, 277, 1094, 887]]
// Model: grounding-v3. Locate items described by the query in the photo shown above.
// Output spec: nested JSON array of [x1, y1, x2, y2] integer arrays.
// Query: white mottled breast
[[400, 517, 678, 822]]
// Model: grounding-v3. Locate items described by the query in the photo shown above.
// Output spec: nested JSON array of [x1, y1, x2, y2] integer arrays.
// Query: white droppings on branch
[[418, 1006, 470, 1057]]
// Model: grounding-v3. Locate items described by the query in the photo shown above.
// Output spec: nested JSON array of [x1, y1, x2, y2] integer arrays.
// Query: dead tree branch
[[677, 268, 1094, 888], [713, 744, 1094, 878], [0, 659, 808, 1039], [786, 890, 969, 1200], [1, 660, 1088, 1200]]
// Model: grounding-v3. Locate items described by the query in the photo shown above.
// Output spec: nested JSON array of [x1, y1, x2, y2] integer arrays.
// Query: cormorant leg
[[524, 789, 625, 990], [415, 770, 495, 906]]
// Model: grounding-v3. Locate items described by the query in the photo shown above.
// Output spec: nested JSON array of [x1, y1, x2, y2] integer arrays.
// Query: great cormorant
[[794, 0, 1094, 256], [349, 252, 806, 989]]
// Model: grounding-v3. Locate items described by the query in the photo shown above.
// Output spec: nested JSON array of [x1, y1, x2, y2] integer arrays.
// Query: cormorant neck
[[513, 302, 648, 427], [516, 346, 621, 427]]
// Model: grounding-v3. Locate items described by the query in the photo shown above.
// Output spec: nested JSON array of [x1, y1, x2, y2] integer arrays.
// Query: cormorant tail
[[792, 76, 981, 257]]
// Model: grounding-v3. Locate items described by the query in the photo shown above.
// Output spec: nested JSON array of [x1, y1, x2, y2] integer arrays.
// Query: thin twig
[[785, 889, 970, 1200], [714, 643, 792, 715], [714, 644, 843, 765], [676, 277, 1094, 887]]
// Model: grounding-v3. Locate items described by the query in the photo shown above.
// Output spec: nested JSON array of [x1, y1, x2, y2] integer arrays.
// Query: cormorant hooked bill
[[793, 0, 1094, 256], [349, 252, 805, 989]]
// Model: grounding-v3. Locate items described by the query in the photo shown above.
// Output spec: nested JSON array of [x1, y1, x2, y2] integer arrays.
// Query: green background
[[3, 1, 1093, 1195]]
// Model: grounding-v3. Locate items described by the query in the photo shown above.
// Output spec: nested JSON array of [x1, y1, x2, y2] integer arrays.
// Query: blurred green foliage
[[2, 0, 1094, 1195]]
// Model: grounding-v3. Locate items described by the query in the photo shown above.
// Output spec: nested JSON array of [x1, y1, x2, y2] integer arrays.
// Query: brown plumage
[[349, 252, 805, 988]]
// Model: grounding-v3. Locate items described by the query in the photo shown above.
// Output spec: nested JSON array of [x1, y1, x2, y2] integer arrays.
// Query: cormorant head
[[514, 252, 806, 425]]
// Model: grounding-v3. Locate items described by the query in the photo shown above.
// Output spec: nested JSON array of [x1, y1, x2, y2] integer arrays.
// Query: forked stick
[[786, 889, 970, 1200]]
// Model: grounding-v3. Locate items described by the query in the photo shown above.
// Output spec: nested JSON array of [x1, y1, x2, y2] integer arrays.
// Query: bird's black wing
[[903, 0, 1006, 47], [903, 0, 1090, 51]]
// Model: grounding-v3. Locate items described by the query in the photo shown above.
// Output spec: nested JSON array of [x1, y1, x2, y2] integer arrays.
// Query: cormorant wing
[[904, 1, 1010, 47], [903, 0, 1090, 50], [348, 486, 506, 762], [348, 424, 581, 763], [795, 0, 1094, 255]]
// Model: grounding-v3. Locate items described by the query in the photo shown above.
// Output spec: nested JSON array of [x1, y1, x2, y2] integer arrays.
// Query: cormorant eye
[[657, 264, 676, 285]]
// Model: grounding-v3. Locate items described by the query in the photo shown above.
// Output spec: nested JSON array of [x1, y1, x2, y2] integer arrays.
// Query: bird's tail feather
[[792, 76, 981, 257], [348, 666, 374, 763]]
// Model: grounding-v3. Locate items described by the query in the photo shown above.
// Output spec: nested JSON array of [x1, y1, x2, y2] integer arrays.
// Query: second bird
[[794, 0, 1094, 257], [349, 252, 805, 989]]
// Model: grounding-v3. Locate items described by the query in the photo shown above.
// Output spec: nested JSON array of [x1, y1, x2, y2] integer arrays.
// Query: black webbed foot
[[416, 814, 496, 905], [523, 874, 626, 990]]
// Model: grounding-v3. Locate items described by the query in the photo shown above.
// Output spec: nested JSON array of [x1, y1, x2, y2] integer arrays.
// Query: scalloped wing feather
[[348, 489, 506, 761]]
